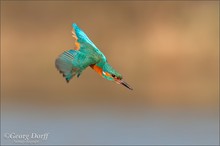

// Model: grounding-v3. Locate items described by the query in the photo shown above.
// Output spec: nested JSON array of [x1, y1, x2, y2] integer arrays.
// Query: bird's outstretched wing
[[55, 49, 97, 82], [55, 23, 106, 82], [72, 23, 105, 62]]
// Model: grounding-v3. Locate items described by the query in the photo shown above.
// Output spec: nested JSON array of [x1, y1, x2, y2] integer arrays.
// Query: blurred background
[[1, 1, 219, 145]]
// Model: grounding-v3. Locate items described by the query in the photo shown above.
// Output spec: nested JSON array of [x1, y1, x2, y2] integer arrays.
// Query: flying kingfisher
[[55, 23, 133, 90]]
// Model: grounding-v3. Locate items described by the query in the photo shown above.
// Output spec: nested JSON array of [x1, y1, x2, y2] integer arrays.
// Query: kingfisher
[[55, 23, 133, 90]]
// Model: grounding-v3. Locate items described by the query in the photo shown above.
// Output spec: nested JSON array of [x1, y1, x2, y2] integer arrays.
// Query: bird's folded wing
[[55, 50, 98, 82]]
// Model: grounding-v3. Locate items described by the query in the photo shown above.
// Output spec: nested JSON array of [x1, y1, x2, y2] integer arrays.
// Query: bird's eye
[[112, 74, 115, 78]]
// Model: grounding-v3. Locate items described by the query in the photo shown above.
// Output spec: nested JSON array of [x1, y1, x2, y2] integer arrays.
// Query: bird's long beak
[[116, 79, 133, 90]]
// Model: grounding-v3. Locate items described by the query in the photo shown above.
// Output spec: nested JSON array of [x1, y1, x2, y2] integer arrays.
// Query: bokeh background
[[1, 1, 219, 145]]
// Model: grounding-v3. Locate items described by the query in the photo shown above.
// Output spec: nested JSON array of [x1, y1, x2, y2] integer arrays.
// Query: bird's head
[[101, 62, 133, 90]]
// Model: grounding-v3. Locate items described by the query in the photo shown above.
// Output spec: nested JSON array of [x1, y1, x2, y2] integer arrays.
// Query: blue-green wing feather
[[55, 23, 107, 82], [72, 23, 106, 63], [55, 50, 97, 82], [72, 23, 97, 50]]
